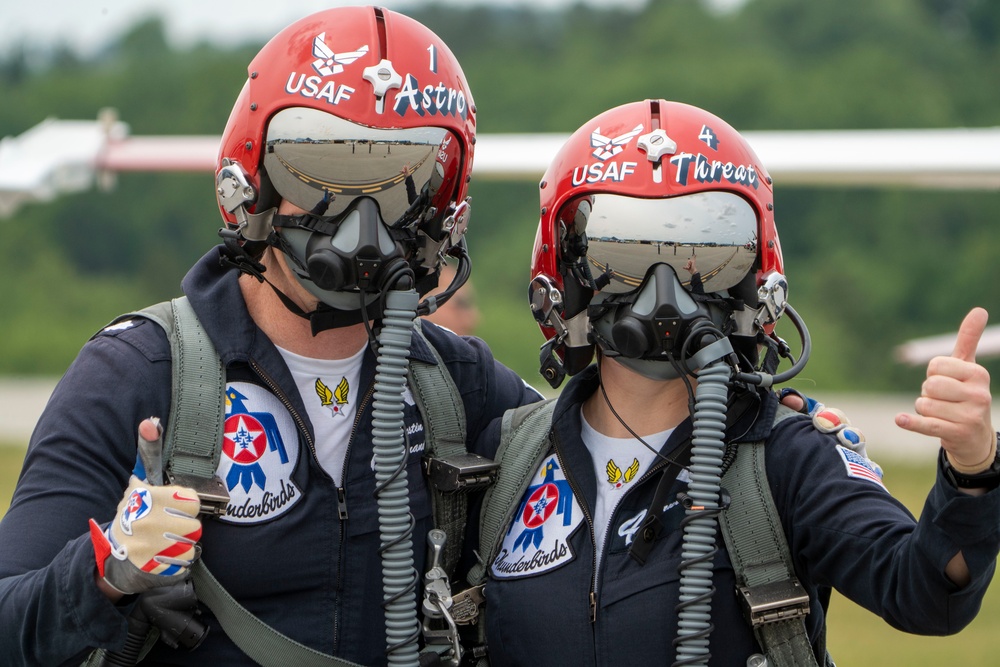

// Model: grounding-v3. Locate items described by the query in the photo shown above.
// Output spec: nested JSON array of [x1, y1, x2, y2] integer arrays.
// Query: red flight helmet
[[215, 6, 476, 276], [529, 99, 787, 384]]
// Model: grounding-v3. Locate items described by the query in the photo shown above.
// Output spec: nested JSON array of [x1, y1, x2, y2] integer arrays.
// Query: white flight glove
[[89, 419, 203, 595]]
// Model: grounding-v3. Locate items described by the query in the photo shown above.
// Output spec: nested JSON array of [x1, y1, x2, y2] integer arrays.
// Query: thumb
[[951, 307, 989, 363], [138, 418, 161, 443]]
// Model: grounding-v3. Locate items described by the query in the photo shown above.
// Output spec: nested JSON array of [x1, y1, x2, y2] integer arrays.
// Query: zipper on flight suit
[[331, 382, 374, 653], [552, 429, 687, 625], [251, 359, 374, 654], [550, 432, 600, 624], [337, 487, 349, 520], [251, 360, 317, 467]]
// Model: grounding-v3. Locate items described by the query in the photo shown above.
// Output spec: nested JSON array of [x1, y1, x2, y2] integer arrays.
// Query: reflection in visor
[[263, 107, 457, 225], [570, 191, 759, 294]]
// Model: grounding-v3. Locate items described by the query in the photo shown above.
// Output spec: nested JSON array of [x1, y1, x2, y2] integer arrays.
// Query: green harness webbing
[[466, 399, 556, 588], [130, 297, 226, 482], [190, 561, 366, 667], [464, 399, 556, 667], [719, 404, 828, 667], [114, 297, 468, 667], [406, 321, 469, 577], [471, 399, 828, 667]]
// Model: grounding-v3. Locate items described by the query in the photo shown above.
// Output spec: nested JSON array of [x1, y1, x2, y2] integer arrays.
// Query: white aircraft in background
[[2, 109, 999, 364]]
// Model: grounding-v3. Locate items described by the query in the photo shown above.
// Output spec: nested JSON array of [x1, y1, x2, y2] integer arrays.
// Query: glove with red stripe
[[89, 475, 203, 595]]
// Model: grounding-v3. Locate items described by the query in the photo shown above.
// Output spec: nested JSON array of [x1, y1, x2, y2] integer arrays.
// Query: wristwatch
[[939, 434, 1000, 490]]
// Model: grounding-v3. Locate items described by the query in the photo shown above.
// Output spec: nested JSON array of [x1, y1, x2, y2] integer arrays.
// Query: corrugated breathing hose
[[673, 359, 729, 667], [372, 286, 421, 667]]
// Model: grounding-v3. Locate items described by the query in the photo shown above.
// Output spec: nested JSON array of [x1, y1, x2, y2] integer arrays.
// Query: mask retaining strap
[[218, 234, 320, 323]]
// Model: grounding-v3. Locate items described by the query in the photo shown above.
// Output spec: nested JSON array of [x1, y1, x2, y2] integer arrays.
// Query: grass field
[[0, 444, 997, 663]]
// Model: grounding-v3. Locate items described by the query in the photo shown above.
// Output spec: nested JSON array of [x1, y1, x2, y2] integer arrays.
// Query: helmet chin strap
[[597, 346, 685, 381], [281, 291, 384, 335], [218, 229, 385, 335], [223, 195, 424, 334]]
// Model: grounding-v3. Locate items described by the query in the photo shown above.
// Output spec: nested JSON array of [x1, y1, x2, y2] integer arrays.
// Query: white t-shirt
[[276, 342, 367, 486], [580, 409, 672, 582]]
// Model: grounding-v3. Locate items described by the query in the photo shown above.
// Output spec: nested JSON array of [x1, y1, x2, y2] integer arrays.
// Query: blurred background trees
[[1, 0, 999, 391]]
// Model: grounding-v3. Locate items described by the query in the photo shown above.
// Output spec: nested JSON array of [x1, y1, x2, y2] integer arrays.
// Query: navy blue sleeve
[[464, 336, 543, 459], [768, 416, 1000, 635], [419, 324, 543, 459], [0, 320, 173, 665]]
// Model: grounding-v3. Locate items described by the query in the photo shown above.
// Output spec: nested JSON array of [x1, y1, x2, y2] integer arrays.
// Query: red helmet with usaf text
[[214, 6, 475, 289], [529, 100, 788, 386]]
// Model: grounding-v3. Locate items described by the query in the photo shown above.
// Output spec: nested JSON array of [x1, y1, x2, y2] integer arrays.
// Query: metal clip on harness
[[737, 579, 811, 627], [424, 453, 500, 493], [421, 530, 463, 667], [166, 473, 230, 517]]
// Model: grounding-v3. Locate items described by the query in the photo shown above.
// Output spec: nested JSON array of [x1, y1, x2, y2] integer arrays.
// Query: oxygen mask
[[590, 263, 726, 381]]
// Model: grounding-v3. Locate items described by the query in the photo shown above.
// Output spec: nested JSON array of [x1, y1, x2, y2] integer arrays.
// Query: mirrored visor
[[263, 107, 460, 225], [573, 191, 759, 294]]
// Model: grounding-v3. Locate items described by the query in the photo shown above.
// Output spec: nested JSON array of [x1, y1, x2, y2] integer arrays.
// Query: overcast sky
[[1, 0, 656, 58]]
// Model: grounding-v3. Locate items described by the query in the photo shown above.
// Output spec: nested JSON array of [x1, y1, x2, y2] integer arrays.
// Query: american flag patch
[[836, 445, 886, 491]]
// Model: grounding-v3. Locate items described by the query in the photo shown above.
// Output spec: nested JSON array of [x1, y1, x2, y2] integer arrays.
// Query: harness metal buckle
[[424, 453, 500, 492], [168, 473, 231, 517], [737, 578, 810, 627], [422, 593, 461, 667], [422, 529, 462, 667], [450, 584, 486, 625]]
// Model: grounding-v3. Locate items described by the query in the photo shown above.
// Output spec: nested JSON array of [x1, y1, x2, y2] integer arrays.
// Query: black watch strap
[[940, 434, 1000, 490]]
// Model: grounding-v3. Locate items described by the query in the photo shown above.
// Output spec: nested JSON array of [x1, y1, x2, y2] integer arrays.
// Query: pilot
[[0, 7, 541, 666], [477, 100, 1000, 667]]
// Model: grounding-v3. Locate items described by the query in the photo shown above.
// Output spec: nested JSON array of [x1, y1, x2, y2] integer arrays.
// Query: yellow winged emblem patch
[[606, 457, 641, 488], [315, 377, 350, 417]]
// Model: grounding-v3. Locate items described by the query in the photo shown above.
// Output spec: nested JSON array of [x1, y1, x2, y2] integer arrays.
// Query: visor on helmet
[[566, 191, 759, 295], [263, 107, 461, 227]]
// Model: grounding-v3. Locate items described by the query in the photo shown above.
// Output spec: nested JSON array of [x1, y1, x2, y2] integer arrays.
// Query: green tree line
[[1, 0, 999, 393]]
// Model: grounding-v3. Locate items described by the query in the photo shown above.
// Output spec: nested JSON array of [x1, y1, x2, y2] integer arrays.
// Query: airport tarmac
[[0, 378, 60, 446], [3, 376, 995, 462]]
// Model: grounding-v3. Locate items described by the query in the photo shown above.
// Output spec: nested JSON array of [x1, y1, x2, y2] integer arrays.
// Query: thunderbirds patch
[[491, 456, 583, 579], [218, 383, 302, 523], [120, 487, 151, 535]]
